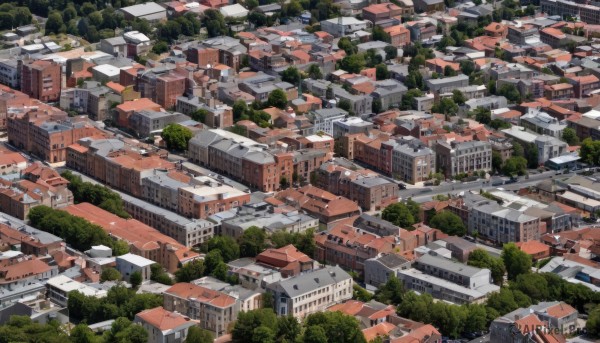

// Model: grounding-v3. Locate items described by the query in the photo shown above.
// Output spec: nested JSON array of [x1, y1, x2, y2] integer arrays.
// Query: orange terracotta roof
[[116, 98, 162, 112], [136, 307, 193, 330], [165, 283, 236, 308], [363, 322, 397, 342], [546, 302, 576, 318], [515, 314, 545, 334], [0, 259, 51, 282], [328, 300, 366, 315], [515, 240, 550, 255]]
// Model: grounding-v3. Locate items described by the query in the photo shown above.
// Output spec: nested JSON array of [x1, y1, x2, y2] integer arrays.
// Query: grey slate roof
[[273, 265, 351, 298]]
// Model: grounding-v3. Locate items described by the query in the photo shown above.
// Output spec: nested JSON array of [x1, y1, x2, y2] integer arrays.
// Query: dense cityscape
[[0, 0, 598, 342]]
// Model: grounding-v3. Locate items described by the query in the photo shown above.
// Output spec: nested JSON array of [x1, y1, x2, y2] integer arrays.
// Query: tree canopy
[[502, 243, 532, 281], [382, 202, 416, 229], [428, 211, 466, 236], [61, 171, 130, 219], [162, 123, 193, 151]]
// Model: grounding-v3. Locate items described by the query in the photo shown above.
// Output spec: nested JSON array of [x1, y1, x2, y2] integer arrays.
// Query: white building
[[266, 265, 353, 318], [46, 275, 107, 307], [321, 17, 370, 37], [116, 253, 155, 282], [307, 108, 348, 136], [220, 4, 249, 18], [120, 2, 167, 21], [135, 306, 196, 343]]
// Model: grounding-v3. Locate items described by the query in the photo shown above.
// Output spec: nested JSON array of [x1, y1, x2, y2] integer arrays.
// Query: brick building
[[21, 60, 61, 103]]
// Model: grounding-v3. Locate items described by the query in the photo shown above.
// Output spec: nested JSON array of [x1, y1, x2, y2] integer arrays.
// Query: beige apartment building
[[435, 141, 492, 178]]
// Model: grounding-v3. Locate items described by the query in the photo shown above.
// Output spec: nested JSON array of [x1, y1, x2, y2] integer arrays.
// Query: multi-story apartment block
[[188, 129, 293, 192], [398, 253, 499, 304], [544, 83, 574, 100], [506, 24, 538, 45], [66, 137, 174, 198], [128, 110, 190, 137], [541, 0, 600, 25], [119, 191, 216, 247], [163, 283, 238, 337], [320, 17, 369, 37], [20, 60, 61, 103], [468, 199, 540, 244], [134, 67, 188, 109], [568, 75, 600, 98], [435, 141, 492, 178], [390, 138, 436, 184], [199, 36, 248, 71], [315, 222, 396, 274], [65, 203, 199, 273], [266, 266, 353, 318], [7, 110, 103, 163], [425, 74, 469, 93], [332, 117, 374, 139], [364, 253, 411, 288], [178, 176, 251, 219], [520, 110, 566, 138], [314, 162, 399, 211], [306, 108, 348, 136], [0, 258, 58, 291], [502, 126, 568, 164]]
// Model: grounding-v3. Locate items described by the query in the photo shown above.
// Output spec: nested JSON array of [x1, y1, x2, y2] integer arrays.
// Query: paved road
[[401, 170, 574, 203]]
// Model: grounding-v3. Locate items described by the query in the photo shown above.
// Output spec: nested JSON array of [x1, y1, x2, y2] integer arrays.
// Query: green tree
[[307, 64, 323, 79], [431, 98, 458, 116], [70, 324, 96, 343], [400, 89, 423, 110], [472, 107, 491, 125], [232, 309, 278, 342], [587, 306, 600, 337], [130, 271, 142, 288], [276, 316, 301, 343], [191, 109, 208, 124], [337, 37, 355, 55], [204, 236, 240, 262], [385, 45, 398, 60], [101, 268, 122, 282], [150, 264, 173, 285], [468, 249, 505, 285], [281, 66, 301, 85], [185, 326, 214, 343], [338, 99, 352, 113], [233, 100, 248, 121], [268, 89, 288, 109], [239, 226, 267, 257], [512, 273, 549, 303], [372, 99, 382, 114], [45, 11, 65, 34], [175, 259, 205, 283], [561, 127, 579, 146], [374, 275, 404, 304], [202, 9, 228, 37], [502, 243, 532, 281], [452, 90, 466, 105], [444, 65, 457, 77], [429, 211, 466, 236], [284, 0, 303, 17], [460, 60, 475, 76], [161, 124, 193, 151], [486, 288, 520, 314], [303, 311, 367, 343], [303, 325, 328, 343], [397, 292, 433, 323], [490, 119, 511, 130], [375, 63, 389, 80], [492, 150, 503, 173], [512, 141, 524, 158], [382, 202, 416, 228], [340, 53, 366, 74], [502, 156, 527, 176], [372, 25, 391, 43], [497, 84, 521, 103], [464, 304, 489, 334]]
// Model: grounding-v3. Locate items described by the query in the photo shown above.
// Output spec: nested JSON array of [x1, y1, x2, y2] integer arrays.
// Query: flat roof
[[47, 275, 108, 298]]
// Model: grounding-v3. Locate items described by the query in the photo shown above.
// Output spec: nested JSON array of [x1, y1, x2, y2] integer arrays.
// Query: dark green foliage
[[382, 202, 416, 229], [162, 123, 193, 151], [61, 171, 131, 219], [268, 89, 288, 109], [303, 311, 367, 343], [175, 259, 206, 283], [150, 264, 173, 285], [281, 66, 302, 85], [202, 9, 228, 37], [28, 205, 127, 254], [130, 271, 142, 288], [307, 64, 323, 79], [339, 54, 366, 74], [100, 268, 122, 282], [68, 286, 162, 324], [239, 226, 267, 257], [428, 211, 466, 236], [269, 229, 316, 257], [561, 127, 579, 146], [579, 138, 600, 165], [374, 276, 404, 304], [203, 236, 240, 262], [467, 249, 505, 285], [152, 41, 169, 54], [0, 4, 31, 30], [185, 326, 214, 343], [502, 243, 532, 280], [502, 156, 528, 176]]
